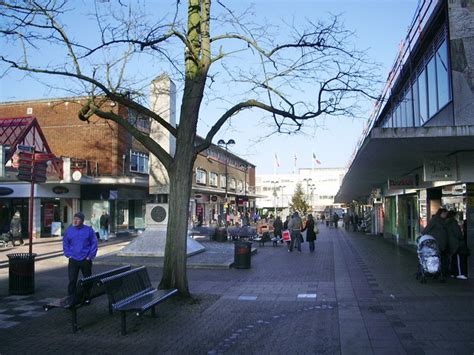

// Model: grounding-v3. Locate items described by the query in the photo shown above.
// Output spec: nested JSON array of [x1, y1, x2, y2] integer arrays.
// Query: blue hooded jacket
[[63, 224, 98, 261]]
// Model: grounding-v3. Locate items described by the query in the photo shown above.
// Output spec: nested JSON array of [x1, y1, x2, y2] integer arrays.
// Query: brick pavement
[[0, 225, 473, 354]]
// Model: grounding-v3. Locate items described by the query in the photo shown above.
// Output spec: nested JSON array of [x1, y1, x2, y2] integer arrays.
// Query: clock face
[[150, 206, 167, 223]]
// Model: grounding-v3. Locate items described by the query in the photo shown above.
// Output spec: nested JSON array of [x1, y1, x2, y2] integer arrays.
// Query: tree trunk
[[159, 74, 207, 296]]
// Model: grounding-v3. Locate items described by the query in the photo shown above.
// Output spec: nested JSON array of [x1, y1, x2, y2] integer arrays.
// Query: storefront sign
[[0, 187, 14, 196], [388, 176, 417, 189], [210, 195, 218, 202], [53, 186, 69, 194], [423, 157, 457, 181]]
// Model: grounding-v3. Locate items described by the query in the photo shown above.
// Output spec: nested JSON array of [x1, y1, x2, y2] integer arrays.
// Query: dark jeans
[[68, 258, 92, 298], [308, 240, 315, 252], [289, 230, 301, 252], [440, 250, 449, 279]]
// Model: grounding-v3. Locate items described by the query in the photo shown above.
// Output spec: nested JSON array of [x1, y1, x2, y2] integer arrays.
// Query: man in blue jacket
[[63, 212, 98, 301]]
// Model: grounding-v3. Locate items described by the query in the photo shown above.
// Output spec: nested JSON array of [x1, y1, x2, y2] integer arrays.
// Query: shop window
[[130, 151, 149, 174], [196, 169, 207, 185]]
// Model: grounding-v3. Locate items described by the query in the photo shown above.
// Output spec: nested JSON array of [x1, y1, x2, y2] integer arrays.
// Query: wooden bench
[[43, 264, 131, 332], [100, 266, 178, 335]]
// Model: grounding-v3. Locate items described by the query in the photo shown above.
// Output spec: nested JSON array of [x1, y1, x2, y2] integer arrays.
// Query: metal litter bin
[[215, 228, 228, 242], [7, 253, 37, 295], [234, 241, 252, 269]]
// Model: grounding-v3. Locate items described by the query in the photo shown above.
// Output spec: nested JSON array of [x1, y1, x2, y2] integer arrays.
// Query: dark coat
[[273, 218, 283, 237], [446, 217, 470, 256], [302, 218, 317, 242], [100, 214, 109, 228], [422, 215, 448, 252]]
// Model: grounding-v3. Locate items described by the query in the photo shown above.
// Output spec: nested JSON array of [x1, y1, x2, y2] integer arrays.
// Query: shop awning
[[335, 125, 474, 203]]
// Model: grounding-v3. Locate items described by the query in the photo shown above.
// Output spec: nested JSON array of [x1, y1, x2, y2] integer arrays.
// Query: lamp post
[[271, 180, 278, 216], [240, 163, 248, 214], [303, 178, 312, 195], [217, 139, 235, 222], [309, 184, 316, 213], [280, 185, 286, 210]]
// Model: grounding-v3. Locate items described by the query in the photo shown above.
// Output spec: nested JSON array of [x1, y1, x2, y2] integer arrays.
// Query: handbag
[[313, 224, 319, 234], [299, 233, 304, 243]]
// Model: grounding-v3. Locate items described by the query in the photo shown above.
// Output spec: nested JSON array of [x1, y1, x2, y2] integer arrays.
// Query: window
[[412, 81, 420, 126], [219, 174, 226, 189], [405, 86, 414, 127], [427, 55, 437, 117], [130, 151, 149, 173], [229, 178, 236, 190], [400, 94, 407, 127], [436, 40, 450, 109], [196, 169, 207, 184], [237, 180, 243, 193], [418, 69, 428, 124], [209, 172, 218, 187]]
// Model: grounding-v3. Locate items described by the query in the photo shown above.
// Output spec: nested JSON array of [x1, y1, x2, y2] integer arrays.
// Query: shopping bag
[[282, 230, 291, 242]]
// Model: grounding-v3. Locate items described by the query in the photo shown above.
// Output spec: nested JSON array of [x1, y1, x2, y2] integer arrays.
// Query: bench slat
[[114, 289, 178, 312]]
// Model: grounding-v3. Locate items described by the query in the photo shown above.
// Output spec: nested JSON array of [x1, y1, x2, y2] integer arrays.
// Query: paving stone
[[0, 226, 472, 354]]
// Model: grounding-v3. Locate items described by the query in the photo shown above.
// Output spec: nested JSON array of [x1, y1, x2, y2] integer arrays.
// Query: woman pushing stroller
[[421, 208, 449, 281]]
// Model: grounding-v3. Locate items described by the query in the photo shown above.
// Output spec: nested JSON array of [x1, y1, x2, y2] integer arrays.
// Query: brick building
[[0, 92, 257, 236]]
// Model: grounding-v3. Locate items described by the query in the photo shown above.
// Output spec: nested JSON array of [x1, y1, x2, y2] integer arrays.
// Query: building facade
[[1, 82, 257, 235], [256, 167, 347, 216], [336, 0, 474, 247]]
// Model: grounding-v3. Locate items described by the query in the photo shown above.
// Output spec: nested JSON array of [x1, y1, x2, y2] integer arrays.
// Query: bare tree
[[0, 0, 377, 296]]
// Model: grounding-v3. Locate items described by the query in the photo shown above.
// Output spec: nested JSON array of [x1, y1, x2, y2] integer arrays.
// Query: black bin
[[234, 241, 252, 269], [7, 253, 37, 295], [215, 228, 228, 242]]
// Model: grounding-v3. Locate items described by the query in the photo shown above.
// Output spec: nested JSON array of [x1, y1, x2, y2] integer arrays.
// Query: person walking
[[288, 212, 303, 252], [10, 211, 24, 246], [446, 211, 469, 279], [422, 208, 449, 281], [272, 216, 283, 246], [99, 210, 110, 242], [63, 212, 98, 302], [332, 212, 340, 229], [301, 214, 317, 253]]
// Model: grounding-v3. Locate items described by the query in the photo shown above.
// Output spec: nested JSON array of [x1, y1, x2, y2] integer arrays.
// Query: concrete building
[[335, 0, 474, 248], [256, 167, 346, 216]]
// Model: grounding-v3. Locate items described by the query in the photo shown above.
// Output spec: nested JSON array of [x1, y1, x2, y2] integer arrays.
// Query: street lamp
[[303, 178, 312, 195], [218, 139, 235, 222], [240, 163, 248, 214], [280, 185, 286, 210], [271, 180, 278, 216]]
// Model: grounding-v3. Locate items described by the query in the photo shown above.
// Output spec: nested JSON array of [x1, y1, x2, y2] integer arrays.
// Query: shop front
[[0, 182, 80, 237], [80, 184, 148, 233]]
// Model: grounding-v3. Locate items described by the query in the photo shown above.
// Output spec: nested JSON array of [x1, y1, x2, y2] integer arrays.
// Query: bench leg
[[121, 312, 127, 336], [151, 306, 156, 318], [71, 308, 78, 333]]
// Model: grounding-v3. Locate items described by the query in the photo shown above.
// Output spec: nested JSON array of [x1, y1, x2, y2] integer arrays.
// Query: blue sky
[[0, 0, 419, 174]]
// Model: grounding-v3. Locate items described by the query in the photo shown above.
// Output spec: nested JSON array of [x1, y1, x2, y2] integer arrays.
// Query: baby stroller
[[0, 232, 14, 248], [415, 235, 441, 283]]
